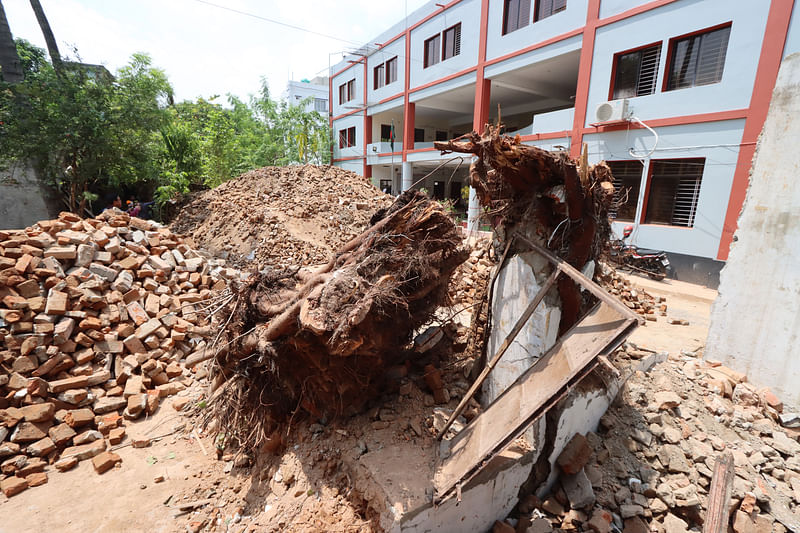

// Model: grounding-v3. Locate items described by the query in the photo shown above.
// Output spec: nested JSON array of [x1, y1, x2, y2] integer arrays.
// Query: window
[[503, 0, 531, 35], [643, 159, 704, 227], [534, 0, 566, 21], [435, 130, 448, 141], [386, 57, 398, 84], [442, 24, 461, 60], [380, 179, 392, 194], [449, 181, 462, 201], [666, 25, 731, 91], [314, 98, 327, 113], [338, 127, 356, 148], [607, 161, 643, 222], [612, 44, 661, 99], [338, 79, 356, 104], [380, 124, 392, 142], [374, 63, 385, 90], [414, 128, 425, 143], [424, 34, 441, 68]]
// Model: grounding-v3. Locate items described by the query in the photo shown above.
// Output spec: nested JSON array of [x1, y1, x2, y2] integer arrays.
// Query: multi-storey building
[[286, 76, 329, 114], [329, 0, 799, 286]]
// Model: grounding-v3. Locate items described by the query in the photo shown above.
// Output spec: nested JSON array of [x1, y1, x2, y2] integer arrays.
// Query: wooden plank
[[433, 301, 636, 503], [437, 267, 561, 439], [514, 233, 643, 324], [703, 452, 734, 533]]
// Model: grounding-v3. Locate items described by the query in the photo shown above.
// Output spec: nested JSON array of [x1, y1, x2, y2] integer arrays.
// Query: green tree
[[0, 41, 172, 213]]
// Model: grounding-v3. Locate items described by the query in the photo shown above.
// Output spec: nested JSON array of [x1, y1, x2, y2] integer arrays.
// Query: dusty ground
[[1, 274, 715, 533]]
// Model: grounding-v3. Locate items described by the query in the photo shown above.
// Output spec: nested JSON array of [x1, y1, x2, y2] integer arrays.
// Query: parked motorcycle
[[609, 225, 671, 281]]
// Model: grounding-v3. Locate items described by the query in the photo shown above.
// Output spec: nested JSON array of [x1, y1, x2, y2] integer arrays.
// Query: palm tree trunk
[[0, 0, 23, 83], [28, 0, 62, 73]]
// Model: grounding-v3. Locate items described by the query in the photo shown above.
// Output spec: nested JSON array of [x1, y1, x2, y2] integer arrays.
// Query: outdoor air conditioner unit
[[594, 99, 629, 123]]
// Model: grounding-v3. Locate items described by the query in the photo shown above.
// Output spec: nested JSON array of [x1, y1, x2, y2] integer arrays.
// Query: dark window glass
[[443, 24, 461, 60], [666, 26, 730, 91], [346, 79, 355, 101], [386, 57, 398, 84], [374, 64, 385, 90], [534, 0, 566, 22], [381, 124, 392, 141], [607, 161, 644, 222], [435, 130, 448, 141], [347, 127, 356, 147], [503, 0, 531, 34], [612, 44, 661, 99], [424, 34, 441, 68], [414, 128, 425, 143], [644, 159, 705, 227], [338, 84, 346, 105]]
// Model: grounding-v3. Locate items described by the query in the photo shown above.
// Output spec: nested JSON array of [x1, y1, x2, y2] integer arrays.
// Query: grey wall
[[0, 163, 60, 229], [705, 53, 800, 409]]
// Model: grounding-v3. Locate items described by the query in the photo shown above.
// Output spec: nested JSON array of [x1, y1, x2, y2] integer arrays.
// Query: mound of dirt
[[170, 165, 392, 270]]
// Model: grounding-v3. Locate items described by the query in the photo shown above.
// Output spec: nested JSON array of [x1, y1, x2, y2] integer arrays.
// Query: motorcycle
[[609, 225, 671, 281]]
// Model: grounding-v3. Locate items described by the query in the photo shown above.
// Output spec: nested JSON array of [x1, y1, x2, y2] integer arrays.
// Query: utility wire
[[191, 0, 363, 46]]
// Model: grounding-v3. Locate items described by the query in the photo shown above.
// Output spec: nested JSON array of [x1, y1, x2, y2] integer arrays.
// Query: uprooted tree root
[[204, 190, 468, 453], [434, 124, 615, 333]]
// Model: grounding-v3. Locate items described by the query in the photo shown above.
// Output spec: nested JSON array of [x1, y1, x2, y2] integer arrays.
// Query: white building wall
[[368, 37, 406, 104], [586, 0, 769, 126], [409, 0, 481, 89], [285, 81, 328, 113], [598, 0, 649, 20], [331, 65, 364, 119], [705, 53, 800, 409], [332, 113, 365, 161], [485, 0, 587, 61], [584, 119, 745, 259]]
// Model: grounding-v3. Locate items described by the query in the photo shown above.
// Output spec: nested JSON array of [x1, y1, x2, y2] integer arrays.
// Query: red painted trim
[[331, 63, 357, 79], [472, 0, 491, 134], [607, 40, 663, 101], [402, 22, 414, 163], [363, 58, 371, 178], [583, 108, 748, 134], [717, 0, 794, 260], [596, 0, 680, 28], [661, 21, 733, 93], [333, 156, 365, 162], [407, 147, 438, 153], [518, 131, 571, 141], [485, 28, 584, 67], [375, 92, 404, 106], [570, 0, 601, 157], [409, 66, 477, 94], [331, 108, 363, 122]]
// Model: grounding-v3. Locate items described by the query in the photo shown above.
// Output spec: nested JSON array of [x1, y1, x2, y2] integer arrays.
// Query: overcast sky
[[3, 0, 429, 102]]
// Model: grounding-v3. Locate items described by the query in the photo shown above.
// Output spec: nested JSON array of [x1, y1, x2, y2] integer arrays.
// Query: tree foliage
[[0, 39, 332, 215]]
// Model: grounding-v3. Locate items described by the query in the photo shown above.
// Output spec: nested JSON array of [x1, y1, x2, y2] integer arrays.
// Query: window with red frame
[[665, 25, 731, 91], [503, 0, 531, 35], [607, 160, 644, 222], [534, 0, 566, 22], [338, 127, 356, 148], [338, 79, 356, 104], [386, 56, 398, 84], [611, 43, 662, 99], [424, 34, 441, 68], [442, 23, 461, 60], [374, 64, 385, 90], [643, 159, 705, 227]]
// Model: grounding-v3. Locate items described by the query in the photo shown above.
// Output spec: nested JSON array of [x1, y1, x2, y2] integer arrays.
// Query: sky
[[3, 0, 430, 102]]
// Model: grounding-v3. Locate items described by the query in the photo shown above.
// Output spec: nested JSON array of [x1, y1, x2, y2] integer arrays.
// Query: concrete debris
[[0, 209, 231, 494], [506, 342, 800, 533]]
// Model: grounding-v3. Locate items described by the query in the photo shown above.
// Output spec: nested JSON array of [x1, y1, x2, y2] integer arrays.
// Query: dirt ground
[[0, 275, 716, 533]]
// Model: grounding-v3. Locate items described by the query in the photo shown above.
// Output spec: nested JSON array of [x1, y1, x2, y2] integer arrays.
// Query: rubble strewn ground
[[170, 165, 393, 270], [498, 334, 800, 533], [0, 209, 228, 498]]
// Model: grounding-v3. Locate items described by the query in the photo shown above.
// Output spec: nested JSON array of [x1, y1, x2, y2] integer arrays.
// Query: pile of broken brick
[[0, 210, 231, 498], [497, 345, 800, 533], [596, 263, 668, 322]]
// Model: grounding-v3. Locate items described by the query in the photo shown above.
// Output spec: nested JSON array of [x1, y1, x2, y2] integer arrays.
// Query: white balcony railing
[[366, 141, 402, 164], [532, 107, 574, 134]]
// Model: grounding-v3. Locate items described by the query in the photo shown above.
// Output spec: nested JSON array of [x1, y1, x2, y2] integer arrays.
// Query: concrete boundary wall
[[705, 53, 800, 409]]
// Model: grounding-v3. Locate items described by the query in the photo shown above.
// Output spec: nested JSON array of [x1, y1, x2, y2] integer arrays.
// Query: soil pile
[[170, 165, 393, 270]]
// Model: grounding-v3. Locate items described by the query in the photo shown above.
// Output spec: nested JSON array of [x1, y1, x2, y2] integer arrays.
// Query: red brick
[[1, 476, 28, 497], [557, 433, 593, 475], [92, 451, 121, 474]]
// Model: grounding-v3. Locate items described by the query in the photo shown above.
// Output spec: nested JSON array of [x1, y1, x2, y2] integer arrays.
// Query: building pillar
[[363, 114, 372, 179], [402, 162, 413, 192], [468, 0, 492, 233], [403, 102, 415, 155], [569, 0, 601, 158]]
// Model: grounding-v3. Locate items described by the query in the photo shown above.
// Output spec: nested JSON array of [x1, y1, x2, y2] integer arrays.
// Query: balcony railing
[[532, 107, 574, 134], [366, 141, 402, 164]]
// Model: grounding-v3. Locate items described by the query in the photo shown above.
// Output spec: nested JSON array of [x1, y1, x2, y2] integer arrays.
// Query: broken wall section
[[706, 52, 800, 409]]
